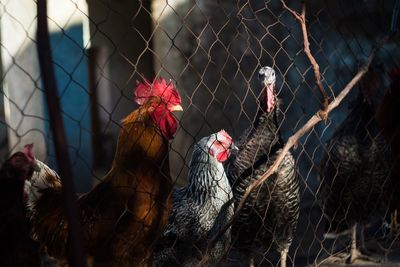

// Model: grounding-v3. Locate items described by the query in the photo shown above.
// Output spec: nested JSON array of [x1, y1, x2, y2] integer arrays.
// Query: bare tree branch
[[281, 0, 329, 119], [197, 35, 389, 267], [234, 41, 383, 214]]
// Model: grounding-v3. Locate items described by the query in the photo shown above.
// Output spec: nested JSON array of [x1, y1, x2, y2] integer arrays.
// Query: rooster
[[318, 64, 391, 263], [25, 78, 183, 266], [375, 67, 400, 236], [153, 130, 235, 266], [225, 66, 300, 267], [0, 144, 41, 267]]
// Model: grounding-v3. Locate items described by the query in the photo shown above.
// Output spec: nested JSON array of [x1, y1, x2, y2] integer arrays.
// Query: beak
[[264, 79, 275, 87], [170, 104, 183, 112]]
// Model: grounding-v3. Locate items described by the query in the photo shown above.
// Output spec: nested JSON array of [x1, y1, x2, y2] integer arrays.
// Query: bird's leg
[[349, 224, 358, 263], [345, 224, 381, 264], [280, 248, 288, 267], [248, 256, 255, 267]]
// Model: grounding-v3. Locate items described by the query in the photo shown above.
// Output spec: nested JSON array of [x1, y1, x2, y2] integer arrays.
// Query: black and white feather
[[153, 131, 234, 266], [24, 159, 62, 213]]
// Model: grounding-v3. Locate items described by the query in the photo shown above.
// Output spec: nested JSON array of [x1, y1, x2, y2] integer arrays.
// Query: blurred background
[[0, 0, 399, 265]]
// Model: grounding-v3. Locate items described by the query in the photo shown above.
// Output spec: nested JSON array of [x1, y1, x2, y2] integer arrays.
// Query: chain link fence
[[1, 0, 400, 266]]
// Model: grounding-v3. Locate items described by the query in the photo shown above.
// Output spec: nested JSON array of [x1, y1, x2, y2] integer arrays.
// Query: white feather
[[24, 159, 61, 210]]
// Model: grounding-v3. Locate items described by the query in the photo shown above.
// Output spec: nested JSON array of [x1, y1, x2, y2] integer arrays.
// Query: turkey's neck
[[186, 149, 230, 203], [230, 99, 282, 177], [260, 97, 283, 147], [245, 98, 282, 155]]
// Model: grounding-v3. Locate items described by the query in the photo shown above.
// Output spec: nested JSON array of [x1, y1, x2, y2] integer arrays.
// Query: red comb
[[217, 129, 232, 143], [133, 77, 181, 106]]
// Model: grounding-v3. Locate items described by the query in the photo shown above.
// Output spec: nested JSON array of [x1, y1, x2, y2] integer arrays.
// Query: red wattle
[[216, 150, 230, 162], [266, 84, 275, 113], [150, 107, 177, 140]]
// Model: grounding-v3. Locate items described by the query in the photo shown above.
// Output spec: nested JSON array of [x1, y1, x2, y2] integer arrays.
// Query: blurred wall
[[86, 0, 154, 175], [0, 0, 93, 192], [0, 0, 46, 160]]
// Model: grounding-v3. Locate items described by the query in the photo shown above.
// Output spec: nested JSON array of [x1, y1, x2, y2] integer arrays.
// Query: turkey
[[225, 66, 300, 267], [375, 67, 400, 237], [153, 130, 235, 266], [318, 64, 391, 263]]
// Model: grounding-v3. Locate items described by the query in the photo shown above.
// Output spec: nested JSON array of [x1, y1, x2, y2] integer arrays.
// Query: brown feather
[[31, 98, 173, 266]]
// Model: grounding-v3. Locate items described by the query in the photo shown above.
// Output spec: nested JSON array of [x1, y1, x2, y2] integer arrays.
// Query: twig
[[281, 0, 329, 119], [36, 0, 87, 266], [391, 0, 400, 33], [197, 36, 388, 267]]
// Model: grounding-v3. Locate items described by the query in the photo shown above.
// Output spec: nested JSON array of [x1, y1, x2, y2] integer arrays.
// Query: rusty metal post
[[36, 0, 87, 266]]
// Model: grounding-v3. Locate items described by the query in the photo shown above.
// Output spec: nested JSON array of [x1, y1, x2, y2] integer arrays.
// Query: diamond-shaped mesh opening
[[0, 0, 400, 266]]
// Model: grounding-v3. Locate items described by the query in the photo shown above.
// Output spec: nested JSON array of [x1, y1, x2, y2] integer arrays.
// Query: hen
[[0, 144, 41, 267], [318, 65, 391, 263], [153, 130, 235, 266], [25, 78, 183, 266], [225, 66, 299, 267]]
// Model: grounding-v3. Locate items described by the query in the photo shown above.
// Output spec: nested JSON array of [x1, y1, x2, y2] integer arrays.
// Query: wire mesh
[[0, 0, 400, 266]]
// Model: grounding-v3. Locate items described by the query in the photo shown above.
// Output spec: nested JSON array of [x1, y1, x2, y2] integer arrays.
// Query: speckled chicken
[[225, 66, 300, 267], [153, 130, 235, 266]]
